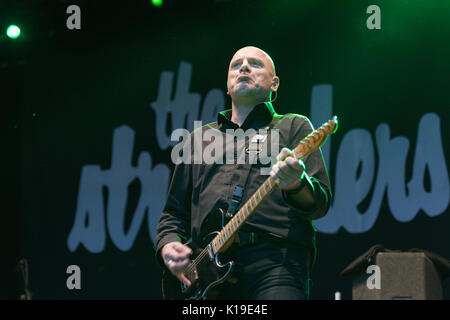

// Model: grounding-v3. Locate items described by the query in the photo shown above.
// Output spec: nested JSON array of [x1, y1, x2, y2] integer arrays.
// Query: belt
[[236, 231, 285, 247], [234, 231, 317, 270]]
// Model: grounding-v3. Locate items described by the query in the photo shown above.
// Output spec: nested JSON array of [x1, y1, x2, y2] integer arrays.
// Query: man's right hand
[[161, 242, 193, 287]]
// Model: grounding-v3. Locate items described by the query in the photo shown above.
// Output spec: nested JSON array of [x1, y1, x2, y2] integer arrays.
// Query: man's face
[[227, 47, 278, 104]]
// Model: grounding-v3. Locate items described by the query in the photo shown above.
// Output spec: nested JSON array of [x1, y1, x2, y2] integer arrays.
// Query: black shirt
[[155, 102, 332, 267]]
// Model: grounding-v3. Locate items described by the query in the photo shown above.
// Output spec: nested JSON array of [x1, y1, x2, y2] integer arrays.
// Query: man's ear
[[271, 76, 280, 92]]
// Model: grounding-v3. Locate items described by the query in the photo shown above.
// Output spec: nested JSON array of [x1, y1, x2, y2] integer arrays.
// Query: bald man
[[156, 46, 332, 300]]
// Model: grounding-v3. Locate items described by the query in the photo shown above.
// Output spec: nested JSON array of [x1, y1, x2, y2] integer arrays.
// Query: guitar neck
[[210, 176, 278, 255]]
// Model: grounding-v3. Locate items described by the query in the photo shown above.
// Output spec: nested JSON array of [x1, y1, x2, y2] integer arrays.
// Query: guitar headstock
[[293, 116, 338, 159]]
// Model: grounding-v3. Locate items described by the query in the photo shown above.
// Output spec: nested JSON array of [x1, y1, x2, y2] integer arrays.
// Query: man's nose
[[239, 60, 250, 73]]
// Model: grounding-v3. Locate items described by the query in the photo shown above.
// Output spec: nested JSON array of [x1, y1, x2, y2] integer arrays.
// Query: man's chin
[[234, 84, 256, 96]]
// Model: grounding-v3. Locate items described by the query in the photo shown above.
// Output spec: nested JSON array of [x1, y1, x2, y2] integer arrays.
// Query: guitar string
[[184, 248, 209, 279]]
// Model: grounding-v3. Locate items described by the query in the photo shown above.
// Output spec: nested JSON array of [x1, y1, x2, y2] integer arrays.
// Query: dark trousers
[[215, 241, 312, 300]]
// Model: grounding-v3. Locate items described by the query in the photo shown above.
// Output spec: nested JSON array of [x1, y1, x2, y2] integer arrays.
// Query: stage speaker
[[352, 252, 443, 300]]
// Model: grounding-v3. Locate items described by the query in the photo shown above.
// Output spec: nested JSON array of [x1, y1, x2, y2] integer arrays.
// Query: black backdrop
[[1, 0, 449, 299]]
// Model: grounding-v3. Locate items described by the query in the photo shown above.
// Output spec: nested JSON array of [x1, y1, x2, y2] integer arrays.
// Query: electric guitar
[[162, 116, 339, 300]]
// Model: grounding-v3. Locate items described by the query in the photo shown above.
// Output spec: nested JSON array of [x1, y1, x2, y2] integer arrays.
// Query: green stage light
[[151, 0, 163, 8], [6, 25, 21, 39]]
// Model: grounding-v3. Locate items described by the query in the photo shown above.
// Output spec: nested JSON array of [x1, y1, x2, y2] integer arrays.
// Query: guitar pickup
[[206, 244, 215, 260]]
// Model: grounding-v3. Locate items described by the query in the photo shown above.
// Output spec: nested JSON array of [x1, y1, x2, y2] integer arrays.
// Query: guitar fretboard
[[210, 176, 277, 254]]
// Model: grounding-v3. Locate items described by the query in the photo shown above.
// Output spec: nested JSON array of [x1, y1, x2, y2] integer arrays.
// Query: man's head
[[227, 46, 280, 105]]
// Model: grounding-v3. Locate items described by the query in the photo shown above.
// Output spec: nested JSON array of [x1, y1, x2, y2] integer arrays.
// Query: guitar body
[[162, 210, 241, 300]]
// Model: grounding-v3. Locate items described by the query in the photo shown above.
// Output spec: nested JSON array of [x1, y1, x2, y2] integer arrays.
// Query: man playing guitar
[[155, 46, 333, 300]]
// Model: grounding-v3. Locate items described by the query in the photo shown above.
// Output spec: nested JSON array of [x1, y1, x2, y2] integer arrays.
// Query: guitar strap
[[221, 155, 252, 225], [223, 118, 278, 224], [226, 185, 244, 219]]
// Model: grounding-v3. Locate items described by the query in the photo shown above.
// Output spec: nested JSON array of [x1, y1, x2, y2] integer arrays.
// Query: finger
[[170, 244, 192, 259], [270, 170, 281, 185], [276, 147, 293, 161], [172, 243, 192, 256], [271, 163, 294, 182], [165, 252, 190, 266], [278, 161, 303, 179], [178, 273, 191, 288], [275, 169, 295, 187], [164, 252, 185, 264], [270, 164, 281, 183], [163, 245, 177, 261], [168, 259, 190, 275], [285, 157, 304, 171], [171, 256, 190, 265], [270, 164, 291, 186]]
